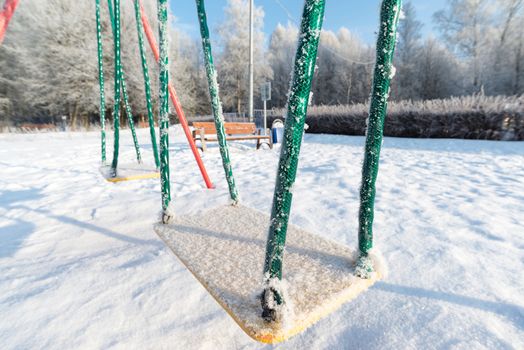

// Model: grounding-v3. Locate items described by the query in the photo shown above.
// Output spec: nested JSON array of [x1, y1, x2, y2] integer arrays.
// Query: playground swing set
[[153, 0, 401, 343], [1, 0, 402, 344], [95, 0, 215, 185]]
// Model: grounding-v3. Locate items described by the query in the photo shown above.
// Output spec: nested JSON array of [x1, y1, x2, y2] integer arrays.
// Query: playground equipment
[[154, 0, 401, 344], [96, 0, 155, 182], [0, 0, 19, 45], [3, 0, 401, 343], [96, 0, 214, 186]]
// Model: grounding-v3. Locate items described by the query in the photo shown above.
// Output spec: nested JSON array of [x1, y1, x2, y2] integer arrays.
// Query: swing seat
[[100, 163, 159, 183], [154, 205, 382, 344]]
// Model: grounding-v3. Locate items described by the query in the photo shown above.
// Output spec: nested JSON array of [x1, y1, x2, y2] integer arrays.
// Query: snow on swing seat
[[154, 205, 383, 344], [100, 163, 159, 183]]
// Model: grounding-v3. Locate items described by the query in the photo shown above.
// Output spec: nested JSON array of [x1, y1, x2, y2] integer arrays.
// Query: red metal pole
[[0, 0, 20, 45], [139, 0, 214, 189]]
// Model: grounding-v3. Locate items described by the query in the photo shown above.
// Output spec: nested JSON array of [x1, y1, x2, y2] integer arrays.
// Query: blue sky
[[169, 0, 448, 44]]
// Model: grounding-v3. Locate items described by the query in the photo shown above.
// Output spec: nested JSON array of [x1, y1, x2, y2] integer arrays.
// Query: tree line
[[0, 0, 523, 127]]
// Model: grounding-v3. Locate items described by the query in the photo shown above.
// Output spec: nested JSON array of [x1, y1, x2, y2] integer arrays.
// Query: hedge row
[[268, 95, 524, 141]]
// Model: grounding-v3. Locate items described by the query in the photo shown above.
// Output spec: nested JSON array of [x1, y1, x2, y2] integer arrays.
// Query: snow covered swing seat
[[152, 0, 401, 344], [154, 205, 383, 344], [100, 163, 159, 183]]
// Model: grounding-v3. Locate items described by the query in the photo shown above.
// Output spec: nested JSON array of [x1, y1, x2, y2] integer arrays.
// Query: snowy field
[[1, 127, 523, 349]]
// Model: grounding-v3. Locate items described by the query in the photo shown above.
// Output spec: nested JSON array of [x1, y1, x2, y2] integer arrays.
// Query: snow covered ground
[[1, 127, 523, 349]]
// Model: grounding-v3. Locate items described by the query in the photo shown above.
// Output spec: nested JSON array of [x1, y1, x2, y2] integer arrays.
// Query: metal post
[[356, 0, 402, 278], [248, 0, 254, 122], [107, 0, 142, 165], [263, 100, 267, 135], [261, 0, 326, 322], [110, 0, 122, 176], [195, 0, 239, 204], [121, 77, 142, 163], [158, 0, 172, 222], [133, 0, 160, 169], [95, 0, 106, 164]]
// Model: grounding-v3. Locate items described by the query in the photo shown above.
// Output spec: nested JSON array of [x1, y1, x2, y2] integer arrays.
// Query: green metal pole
[[356, 0, 402, 278], [195, 0, 239, 204], [134, 0, 160, 169], [107, 0, 142, 165], [158, 0, 172, 222], [106, 0, 114, 23], [121, 75, 142, 163], [95, 0, 106, 164], [110, 0, 122, 175], [261, 0, 326, 322]]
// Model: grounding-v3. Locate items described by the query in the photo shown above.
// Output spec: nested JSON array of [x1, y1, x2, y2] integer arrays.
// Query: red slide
[[0, 0, 19, 44]]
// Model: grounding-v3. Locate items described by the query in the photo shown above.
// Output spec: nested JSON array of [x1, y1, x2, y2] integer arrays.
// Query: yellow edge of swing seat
[[105, 172, 160, 183], [100, 165, 159, 183], [154, 205, 382, 344]]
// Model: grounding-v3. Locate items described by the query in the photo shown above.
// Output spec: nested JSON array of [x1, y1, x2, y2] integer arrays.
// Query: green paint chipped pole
[[195, 0, 239, 204], [110, 0, 122, 175], [261, 0, 326, 322], [95, 0, 106, 164], [356, 0, 402, 278], [134, 0, 160, 169], [158, 0, 172, 223], [107, 0, 142, 166], [121, 75, 142, 163]]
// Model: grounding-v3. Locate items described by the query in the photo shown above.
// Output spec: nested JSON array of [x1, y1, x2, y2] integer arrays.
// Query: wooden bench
[[192, 122, 272, 152]]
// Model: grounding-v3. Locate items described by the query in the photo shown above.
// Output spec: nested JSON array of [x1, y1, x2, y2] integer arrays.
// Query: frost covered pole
[[110, 0, 123, 175], [95, 0, 106, 164], [121, 72, 142, 163], [356, 0, 402, 278], [134, 0, 160, 169], [248, 0, 254, 122], [158, 0, 172, 223], [107, 0, 142, 165], [195, 0, 239, 204], [261, 0, 325, 322], [0, 0, 19, 45]]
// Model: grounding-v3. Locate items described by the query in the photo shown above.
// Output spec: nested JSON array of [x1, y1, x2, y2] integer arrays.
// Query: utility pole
[[248, 0, 254, 122], [261, 82, 271, 135]]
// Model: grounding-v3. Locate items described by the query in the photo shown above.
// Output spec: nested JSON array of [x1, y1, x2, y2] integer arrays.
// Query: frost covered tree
[[267, 23, 297, 108], [434, 0, 494, 92], [309, 29, 373, 106], [169, 30, 209, 116], [2, 0, 524, 128], [507, 15, 524, 94], [333, 29, 374, 105], [416, 37, 463, 99], [0, 0, 204, 126], [484, 0, 524, 95], [216, 0, 271, 113], [267, 20, 374, 108], [434, 0, 524, 96], [0, 0, 144, 126], [267, 24, 374, 108], [0, 0, 101, 126], [393, 2, 423, 100]]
